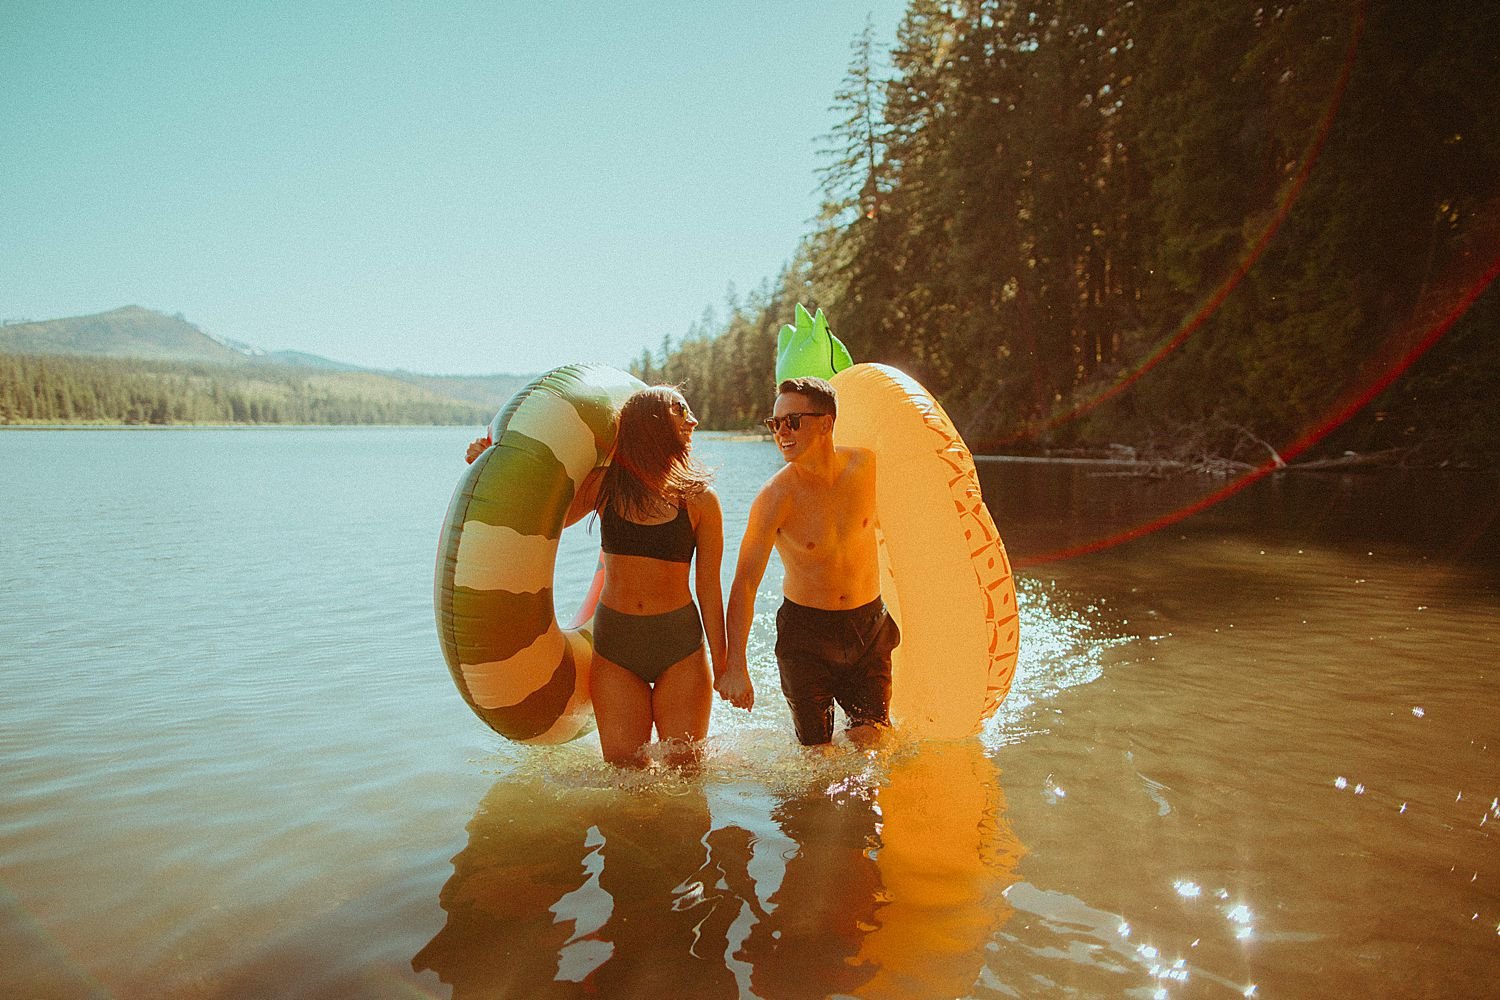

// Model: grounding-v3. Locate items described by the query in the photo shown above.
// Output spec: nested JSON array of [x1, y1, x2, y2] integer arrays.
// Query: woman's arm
[[719, 484, 782, 711], [564, 468, 606, 527], [692, 489, 728, 679]]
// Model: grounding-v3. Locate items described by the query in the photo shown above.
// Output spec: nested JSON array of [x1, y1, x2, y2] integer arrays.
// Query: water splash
[[982, 579, 1131, 749], [476, 575, 1128, 789]]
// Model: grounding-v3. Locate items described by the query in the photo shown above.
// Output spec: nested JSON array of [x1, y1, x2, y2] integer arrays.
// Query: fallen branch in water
[[1232, 424, 1286, 469]]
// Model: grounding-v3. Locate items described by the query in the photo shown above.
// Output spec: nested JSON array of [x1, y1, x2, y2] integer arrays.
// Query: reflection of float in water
[[856, 741, 1026, 999]]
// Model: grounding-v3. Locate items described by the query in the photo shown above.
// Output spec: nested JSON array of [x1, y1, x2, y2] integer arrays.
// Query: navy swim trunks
[[774, 596, 899, 745]]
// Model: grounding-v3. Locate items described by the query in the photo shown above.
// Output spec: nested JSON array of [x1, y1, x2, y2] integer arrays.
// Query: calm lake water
[[2, 427, 1497, 999]]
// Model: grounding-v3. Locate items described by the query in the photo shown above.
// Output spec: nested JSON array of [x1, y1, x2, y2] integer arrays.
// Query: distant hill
[[0, 306, 246, 364], [256, 350, 365, 371], [0, 308, 540, 425], [388, 372, 534, 411]]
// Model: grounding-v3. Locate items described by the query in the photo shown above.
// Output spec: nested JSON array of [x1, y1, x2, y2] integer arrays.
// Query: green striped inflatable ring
[[434, 364, 645, 744]]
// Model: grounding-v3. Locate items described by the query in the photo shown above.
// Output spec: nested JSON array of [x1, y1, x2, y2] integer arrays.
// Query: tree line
[[644, 0, 1500, 466], [0, 354, 491, 426]]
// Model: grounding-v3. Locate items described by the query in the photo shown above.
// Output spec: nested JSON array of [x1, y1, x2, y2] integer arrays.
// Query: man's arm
[[856, 447, 879, 529], [465, 434, 491, 464], [718, 486, 781, 710]]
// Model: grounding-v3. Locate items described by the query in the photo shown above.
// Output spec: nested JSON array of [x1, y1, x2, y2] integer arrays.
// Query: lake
[[2, 427, 1497, 998]]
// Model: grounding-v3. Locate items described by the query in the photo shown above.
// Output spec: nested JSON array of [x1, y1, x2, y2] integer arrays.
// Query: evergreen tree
[[648, 0, 1500, 465]]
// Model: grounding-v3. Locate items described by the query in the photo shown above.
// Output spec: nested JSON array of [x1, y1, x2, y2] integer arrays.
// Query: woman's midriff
[[599, 553, 694, 614]]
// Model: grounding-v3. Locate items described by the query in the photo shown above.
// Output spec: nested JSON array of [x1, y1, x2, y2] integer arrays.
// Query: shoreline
[[0, 422, 478, 431], [976, 452, 1499, 475], [5, 422, 1493, 472]]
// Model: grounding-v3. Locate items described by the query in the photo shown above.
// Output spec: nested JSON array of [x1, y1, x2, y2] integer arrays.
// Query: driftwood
[[1282, 448, 1416, 471], [1067, 445, 1425, 479]]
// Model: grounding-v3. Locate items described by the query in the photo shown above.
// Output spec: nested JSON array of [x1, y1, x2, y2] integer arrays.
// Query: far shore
[[0, 422, 477, 432], [5, 422, 1488, 473], [977, 448, 1497, 475]]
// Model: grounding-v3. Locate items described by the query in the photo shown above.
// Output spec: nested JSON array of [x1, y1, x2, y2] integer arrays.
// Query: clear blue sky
[[1, 1, 908, 375]]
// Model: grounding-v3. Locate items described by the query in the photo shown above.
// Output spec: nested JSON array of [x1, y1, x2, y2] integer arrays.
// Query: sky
[[2, 1, 909, 375]]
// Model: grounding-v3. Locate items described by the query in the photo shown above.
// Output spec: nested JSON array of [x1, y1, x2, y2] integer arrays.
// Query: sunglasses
[[668, 400, 694, 419], [762, 411, 829, 433]]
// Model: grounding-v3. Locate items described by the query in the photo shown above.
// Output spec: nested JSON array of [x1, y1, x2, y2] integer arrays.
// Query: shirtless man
[[716, 377, 899, 745]]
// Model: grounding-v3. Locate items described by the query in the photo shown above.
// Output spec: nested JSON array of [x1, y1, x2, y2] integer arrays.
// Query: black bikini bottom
[[593, 600, 704, 684]]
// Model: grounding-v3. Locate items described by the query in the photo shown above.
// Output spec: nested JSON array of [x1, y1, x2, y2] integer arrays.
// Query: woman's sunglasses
[[668, 400, 694, 419], [762, 412, 829, 433]]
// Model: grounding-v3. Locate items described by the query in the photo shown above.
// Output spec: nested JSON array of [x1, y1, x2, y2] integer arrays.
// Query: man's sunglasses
[[762, 412, 829, 433]]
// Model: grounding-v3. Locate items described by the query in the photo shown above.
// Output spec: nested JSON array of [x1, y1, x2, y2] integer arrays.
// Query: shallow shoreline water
[[2, 428, 1496, 998]]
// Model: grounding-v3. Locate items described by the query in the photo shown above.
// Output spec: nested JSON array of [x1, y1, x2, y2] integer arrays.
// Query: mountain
[[0, 306, 245, 364], [0, 306, 536, 414]]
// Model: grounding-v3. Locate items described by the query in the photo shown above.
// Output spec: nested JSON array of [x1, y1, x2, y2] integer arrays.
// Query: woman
[[586, 386, 725, 766], [467, 386, 725, 766]]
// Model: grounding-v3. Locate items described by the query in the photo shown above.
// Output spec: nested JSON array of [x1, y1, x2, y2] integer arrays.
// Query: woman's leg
[[591, 655, 656, 766], [651, 648, 713, 765]]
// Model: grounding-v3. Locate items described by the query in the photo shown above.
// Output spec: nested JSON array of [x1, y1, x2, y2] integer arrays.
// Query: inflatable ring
[[831, 363, 1020, 739], [434, 364, 645, 744]]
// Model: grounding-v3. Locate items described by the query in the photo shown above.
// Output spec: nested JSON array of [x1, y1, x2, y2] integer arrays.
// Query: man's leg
[[776, 601, 839, 745], [837, 607, 898, 741]]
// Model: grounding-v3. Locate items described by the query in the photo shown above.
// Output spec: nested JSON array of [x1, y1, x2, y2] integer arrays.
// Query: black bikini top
[[600, 504, 696, 563]]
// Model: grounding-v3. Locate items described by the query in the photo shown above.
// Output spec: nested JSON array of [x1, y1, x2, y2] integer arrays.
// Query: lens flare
[[998, 1, 1369, 449], [1015, 241, 1500, 567]]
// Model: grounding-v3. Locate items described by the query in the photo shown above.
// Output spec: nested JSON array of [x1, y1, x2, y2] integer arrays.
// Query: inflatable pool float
[[434, 364, 644, 743], [778, 305, 1019, 739]]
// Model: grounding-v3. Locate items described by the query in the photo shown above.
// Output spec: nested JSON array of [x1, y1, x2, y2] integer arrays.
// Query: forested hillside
[[0, 354, 491, 426], [643, 0, 1500, 466], [0, 307, 528, 425]]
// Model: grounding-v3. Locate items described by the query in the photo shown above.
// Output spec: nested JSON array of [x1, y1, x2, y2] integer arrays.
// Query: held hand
[[465, 435, 491, 464], [714, 665, 755, 711]]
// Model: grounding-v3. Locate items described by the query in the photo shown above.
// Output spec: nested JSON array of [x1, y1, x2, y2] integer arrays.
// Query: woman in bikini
[[586, 386, 724, 765], [468, 385, 725, 765]]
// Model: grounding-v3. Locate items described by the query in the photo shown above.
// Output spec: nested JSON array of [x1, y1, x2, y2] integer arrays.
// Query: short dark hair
[[777, 377, 837, 419]]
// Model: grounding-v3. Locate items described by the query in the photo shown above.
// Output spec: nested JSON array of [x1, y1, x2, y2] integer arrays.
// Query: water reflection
[[853, 743, 1024, 999], [413, 741, 1024, 998], [983, 459, 1500, 570]]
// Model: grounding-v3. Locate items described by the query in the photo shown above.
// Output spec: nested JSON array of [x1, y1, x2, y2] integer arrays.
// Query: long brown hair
[[595, 386, 711, 520]]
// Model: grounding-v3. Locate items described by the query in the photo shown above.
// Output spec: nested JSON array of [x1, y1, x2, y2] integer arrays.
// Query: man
[[716, 376, 899, 745]]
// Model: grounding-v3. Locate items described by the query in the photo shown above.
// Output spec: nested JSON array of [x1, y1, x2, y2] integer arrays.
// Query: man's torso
[[771, 447, 881, 610]]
